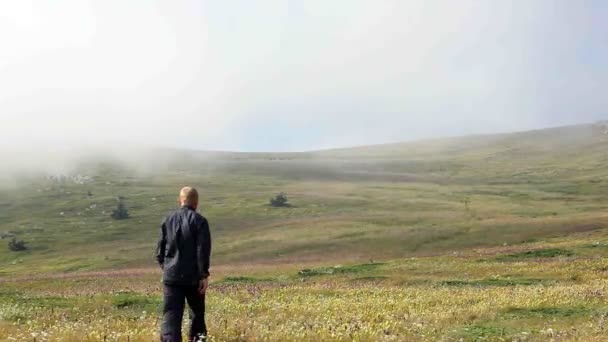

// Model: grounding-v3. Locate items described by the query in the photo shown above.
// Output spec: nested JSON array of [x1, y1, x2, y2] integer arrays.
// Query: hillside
[[1, 122, 608, 276]]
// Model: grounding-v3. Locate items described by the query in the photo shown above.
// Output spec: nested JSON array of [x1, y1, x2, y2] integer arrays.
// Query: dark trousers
[[161, 284, 207, 342]]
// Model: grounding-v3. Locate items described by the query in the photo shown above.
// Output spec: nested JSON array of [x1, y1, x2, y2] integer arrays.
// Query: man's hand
[[198, 278, 208, 295]]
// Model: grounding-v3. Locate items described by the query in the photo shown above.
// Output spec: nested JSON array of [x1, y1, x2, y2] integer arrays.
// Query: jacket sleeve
[[155, 219, 167, 269], [197, 218, 212, 278]]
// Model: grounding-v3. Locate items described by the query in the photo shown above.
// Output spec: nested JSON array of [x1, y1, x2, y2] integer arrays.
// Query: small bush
[[111, 200, 130, 220], [270, 192, 289, 207], [8, 238, 27, 252]]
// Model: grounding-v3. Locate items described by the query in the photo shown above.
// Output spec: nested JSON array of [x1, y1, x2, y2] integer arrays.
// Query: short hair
[[179, 187, 199, 206]]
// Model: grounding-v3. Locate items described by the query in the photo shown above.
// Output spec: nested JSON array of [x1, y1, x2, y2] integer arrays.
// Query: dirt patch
[[566, 223, 604, 234]]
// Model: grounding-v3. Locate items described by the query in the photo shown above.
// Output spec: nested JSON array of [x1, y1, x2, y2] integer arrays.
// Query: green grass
[[298, 263, 384, 277], [459, 325, 507, 339], [111, 292, 160, 310], [502, 306, 596, 318], [217, 276, 274, 284], [3, 251, 608, 340], [442, 277, 549, 287], [1, 123, 608, 340], [496, 248, 575, 261]]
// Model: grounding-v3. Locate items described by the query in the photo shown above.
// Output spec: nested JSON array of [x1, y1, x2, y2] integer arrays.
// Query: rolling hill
[[1, 122, 608, 276]]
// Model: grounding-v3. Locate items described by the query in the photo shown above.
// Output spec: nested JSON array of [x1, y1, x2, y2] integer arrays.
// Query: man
[[156, 187, 212, 342]]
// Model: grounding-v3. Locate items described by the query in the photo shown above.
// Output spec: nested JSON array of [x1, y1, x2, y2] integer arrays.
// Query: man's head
[[179, 187, 199, 209]]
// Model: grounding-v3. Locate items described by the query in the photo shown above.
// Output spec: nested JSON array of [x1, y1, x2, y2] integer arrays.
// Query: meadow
[[1, 123, 608, 341]]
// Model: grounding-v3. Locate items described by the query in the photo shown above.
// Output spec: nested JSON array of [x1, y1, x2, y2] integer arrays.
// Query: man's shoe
[[189, 334, 207, 342]]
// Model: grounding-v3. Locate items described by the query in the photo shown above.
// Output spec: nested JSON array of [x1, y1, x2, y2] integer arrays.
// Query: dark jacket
[[156, 206, 211, 285]]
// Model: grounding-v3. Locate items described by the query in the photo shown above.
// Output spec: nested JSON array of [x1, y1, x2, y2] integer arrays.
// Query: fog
[[1, 1, 607, 160]]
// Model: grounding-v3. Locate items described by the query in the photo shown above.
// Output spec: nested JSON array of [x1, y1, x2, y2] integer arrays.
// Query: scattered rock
[[47, 174, 92, 185], [72, 174, 92, 185], [0, 231, 16, 239]]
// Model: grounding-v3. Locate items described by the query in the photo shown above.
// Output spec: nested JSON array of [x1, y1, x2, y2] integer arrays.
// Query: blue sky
[[0, 0, 607, 152]]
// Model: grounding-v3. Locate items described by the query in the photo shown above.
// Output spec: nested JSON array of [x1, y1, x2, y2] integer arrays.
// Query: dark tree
[[111, 200, 130, 220], [8, 238, 27, 251], [270, 192, 289, 207]]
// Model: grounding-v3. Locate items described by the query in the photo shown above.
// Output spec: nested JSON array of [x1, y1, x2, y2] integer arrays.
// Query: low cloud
[[1, 0, 606, 154]]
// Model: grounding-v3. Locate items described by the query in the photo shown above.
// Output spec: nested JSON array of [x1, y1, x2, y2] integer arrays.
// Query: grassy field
[[1, 123, 608, 340]]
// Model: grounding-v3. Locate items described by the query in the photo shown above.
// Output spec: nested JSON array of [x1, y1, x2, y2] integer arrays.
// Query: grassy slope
[[1, 123, 608, 274], [2, 235, 608, 341], [3, 123, 608, 340]]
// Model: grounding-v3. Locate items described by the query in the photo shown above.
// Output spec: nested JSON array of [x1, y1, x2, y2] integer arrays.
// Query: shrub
[[8, 238, 27, 252], [111, 200, 130, 220], [270, 192, 289, 207]]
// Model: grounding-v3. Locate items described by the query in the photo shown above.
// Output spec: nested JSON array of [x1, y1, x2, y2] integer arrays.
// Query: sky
[[0, 0, 607, 152]]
